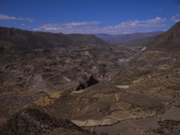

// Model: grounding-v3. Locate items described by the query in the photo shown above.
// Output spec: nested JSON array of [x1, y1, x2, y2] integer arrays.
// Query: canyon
[[0, 21, 180, 135]]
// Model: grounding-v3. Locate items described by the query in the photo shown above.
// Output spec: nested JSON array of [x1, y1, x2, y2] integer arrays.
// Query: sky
[[0, 0, 180, 34]]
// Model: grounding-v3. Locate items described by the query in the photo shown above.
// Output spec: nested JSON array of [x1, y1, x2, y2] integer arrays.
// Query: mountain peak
[[169, 21, 180, 30]]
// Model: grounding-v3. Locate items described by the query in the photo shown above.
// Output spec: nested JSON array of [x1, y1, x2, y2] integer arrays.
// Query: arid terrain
[[0, 21, 180, 135]]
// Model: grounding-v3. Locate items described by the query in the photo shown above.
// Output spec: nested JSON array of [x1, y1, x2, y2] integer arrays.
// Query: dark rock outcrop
[[76, 75, 98, 90]]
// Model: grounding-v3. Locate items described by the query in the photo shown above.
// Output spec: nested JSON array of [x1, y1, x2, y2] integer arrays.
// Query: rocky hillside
[[147, 21, 180, 52]]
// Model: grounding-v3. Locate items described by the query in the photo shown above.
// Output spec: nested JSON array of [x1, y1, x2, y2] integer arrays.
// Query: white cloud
[[170, 14, 180, 22], [63, 21, 100, 26], [35, 21, 100, 29], [33, 21, 100, 32], [0, 14, 34, 22], [100, 17, 167, 34], [116, 17, 167, 28], [33, 17, 167, 34]]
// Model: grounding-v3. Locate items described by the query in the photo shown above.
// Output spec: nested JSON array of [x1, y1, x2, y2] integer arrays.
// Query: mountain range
[[95, 31, 163, 45]]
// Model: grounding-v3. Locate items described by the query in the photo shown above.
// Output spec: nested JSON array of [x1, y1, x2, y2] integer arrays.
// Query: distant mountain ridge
[[0, 27, 107, 51], [95, 31, 163, 45]]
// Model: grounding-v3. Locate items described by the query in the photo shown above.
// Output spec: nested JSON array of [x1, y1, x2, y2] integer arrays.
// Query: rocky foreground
[[0, 108, 94, 135]]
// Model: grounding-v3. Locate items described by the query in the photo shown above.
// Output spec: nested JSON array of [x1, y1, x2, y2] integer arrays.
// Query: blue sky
[[0, 0, 180, 34]]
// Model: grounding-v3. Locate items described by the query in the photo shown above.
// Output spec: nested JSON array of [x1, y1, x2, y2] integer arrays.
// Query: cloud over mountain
[[33, 21, 100, 33], [102, 17, 167, 34], [33, 17, 167, 34], [116, 17, 167, 28], [170, 14, 180, 22], [0, 14, 34, 22]]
